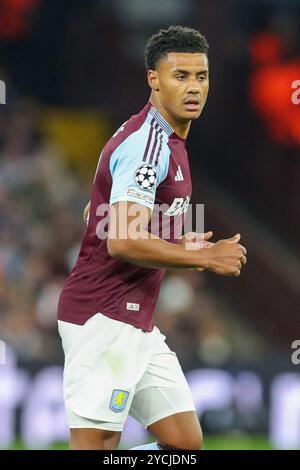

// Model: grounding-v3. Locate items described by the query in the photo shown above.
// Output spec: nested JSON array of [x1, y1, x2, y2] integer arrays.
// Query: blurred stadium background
[[0, 0, 300, 450]]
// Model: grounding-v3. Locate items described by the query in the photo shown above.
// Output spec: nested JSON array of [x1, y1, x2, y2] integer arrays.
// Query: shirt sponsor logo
[[164, 196, 190, 216], [126, 302, 140, 312], [109, 389, 130, 413], [126, 189, 154, 205]]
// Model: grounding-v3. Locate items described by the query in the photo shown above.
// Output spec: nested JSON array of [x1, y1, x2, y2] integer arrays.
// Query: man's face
[[148, 52, 209, 122]]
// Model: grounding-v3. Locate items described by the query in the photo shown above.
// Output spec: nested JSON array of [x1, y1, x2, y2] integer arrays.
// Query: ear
[[147, 69, 159, 92]]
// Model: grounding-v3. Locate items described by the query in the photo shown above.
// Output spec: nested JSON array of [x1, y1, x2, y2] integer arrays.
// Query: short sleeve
[[109, 128, 170, 210]]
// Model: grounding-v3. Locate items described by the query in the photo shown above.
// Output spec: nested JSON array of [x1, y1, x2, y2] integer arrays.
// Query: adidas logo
[[175, 165, 184, 181]]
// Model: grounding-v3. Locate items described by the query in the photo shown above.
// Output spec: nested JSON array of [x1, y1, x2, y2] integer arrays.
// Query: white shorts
[[58, 313, 196, 432]]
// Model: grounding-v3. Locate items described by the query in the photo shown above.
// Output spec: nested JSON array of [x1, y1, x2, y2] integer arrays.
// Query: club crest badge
[[109, 389, 129, 413]]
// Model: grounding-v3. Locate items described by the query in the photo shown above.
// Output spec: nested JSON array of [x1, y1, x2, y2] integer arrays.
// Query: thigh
[[147, 410, 203, 450], [130, 385, 196, 430], [70, 428, 121, 450], [129, 327, 197, 430], [134, 327, 194, 391], [59, 314, 152, 426], [67, 406, 122, 450]]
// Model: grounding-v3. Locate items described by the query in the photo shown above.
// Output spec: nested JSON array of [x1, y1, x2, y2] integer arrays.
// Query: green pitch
[[8, 435, 273, 450]]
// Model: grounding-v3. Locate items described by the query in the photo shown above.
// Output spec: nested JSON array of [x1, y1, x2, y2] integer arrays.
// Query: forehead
[[157, 52, 209, 72]]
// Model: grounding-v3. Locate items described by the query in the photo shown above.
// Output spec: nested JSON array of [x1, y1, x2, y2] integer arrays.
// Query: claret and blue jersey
[[58, 102, 192, 331]]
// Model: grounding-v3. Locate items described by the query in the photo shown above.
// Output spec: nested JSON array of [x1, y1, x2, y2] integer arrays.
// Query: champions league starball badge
[[134, 164, 157, 190]]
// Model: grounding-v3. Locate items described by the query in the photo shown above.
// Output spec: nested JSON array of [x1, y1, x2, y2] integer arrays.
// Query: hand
[[179, 231, 214, 271], [179, 231, 214, 249], [203, 233, 247, 276]]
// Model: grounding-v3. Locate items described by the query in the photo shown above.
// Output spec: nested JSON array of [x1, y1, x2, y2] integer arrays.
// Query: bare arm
[[107, 201, 247, 276]]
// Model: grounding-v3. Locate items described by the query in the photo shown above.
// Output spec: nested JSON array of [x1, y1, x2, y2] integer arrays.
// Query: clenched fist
[[204, 234, 247, 276]]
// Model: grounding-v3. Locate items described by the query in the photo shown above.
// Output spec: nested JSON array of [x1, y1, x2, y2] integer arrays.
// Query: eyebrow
[[172, 69, 208, 75]]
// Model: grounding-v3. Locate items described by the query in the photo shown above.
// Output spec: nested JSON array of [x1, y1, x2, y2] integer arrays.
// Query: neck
[[149, 93, 191, 139]]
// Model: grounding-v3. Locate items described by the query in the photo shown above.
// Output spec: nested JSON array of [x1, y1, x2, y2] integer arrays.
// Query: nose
[[186, 77, 201, 95]]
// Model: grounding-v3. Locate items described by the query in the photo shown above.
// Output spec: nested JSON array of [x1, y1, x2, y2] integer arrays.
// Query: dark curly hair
[[144, 25, 209, 70]]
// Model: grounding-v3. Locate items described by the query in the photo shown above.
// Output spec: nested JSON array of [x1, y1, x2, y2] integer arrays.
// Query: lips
[[184, 100, 200, 111]]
